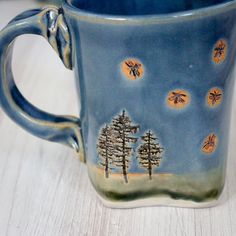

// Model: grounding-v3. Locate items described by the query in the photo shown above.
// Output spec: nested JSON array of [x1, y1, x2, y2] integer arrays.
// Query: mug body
[[63, 1, 236, 208]]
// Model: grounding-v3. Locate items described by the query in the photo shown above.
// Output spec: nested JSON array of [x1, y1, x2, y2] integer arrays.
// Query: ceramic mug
[[0, 0, 236, 208]]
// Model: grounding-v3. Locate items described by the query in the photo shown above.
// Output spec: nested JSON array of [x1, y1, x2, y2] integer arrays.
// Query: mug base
[[88, 162, 226, 209], [96, 192, 224, 209]]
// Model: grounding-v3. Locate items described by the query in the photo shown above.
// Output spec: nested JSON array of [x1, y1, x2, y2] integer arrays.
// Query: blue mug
[[0, 0, 236, 208]]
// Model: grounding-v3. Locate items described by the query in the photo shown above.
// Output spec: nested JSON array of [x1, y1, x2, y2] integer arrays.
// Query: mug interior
[[68, 0, 233, 15]]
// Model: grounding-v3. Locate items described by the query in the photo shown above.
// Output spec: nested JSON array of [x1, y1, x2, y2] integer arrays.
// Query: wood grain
[[0, 1, 236, 236]]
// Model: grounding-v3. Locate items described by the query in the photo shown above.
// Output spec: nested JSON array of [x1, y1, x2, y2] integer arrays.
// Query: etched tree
[[97, 125, 115, 178], [111, 110, 140, 183], [137, 131, 164, 180]]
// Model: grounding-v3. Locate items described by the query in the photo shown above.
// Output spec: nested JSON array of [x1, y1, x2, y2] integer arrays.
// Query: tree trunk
[[123, 157, 128, 183], [105, 130, 109, 178], [148, 167, 152, 180], [123, 171, 128, 183], [105, 157, 109, 178], [148, 131, 152, 180], [122, 124, 128, 183]]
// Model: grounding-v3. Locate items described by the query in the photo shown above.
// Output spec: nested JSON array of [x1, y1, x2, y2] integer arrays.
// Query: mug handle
[[0, 7, 85, 161]]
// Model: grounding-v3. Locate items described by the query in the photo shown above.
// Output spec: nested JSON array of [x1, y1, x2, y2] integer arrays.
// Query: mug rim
[[63, 0, 236, 24]]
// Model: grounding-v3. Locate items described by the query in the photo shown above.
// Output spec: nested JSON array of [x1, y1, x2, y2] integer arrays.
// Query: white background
[[0, 1, 236, 235]]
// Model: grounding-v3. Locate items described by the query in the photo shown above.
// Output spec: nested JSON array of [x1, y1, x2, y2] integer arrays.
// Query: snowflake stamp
[[167, 89, 190, 109], [207, 87, 223, 107], [213, 39, 227, 64], [121, 58, 144, 80], [202, 134, 218, 154]]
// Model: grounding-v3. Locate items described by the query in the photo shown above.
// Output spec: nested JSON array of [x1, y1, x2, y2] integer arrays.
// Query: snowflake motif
[[202, 134, 218, 154], [125, 61, 142, 79], [213, 40, 227, 64], [121, 59, 144, 80], [168, 92, 187, 105], [207, 88, 223, 107], [209, 90, 222, 106]]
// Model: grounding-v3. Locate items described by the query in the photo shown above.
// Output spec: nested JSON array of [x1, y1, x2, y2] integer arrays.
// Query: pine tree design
[[111, 110, 140, 183], [97, 125, 115, 178], [137, 131, 164, 180]]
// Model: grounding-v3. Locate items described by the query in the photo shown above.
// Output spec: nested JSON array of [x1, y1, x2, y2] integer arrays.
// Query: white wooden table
[[1, 1, 236, 236]]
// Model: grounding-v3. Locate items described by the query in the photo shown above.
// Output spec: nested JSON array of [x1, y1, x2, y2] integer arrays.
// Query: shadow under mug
[[0, 0, 236, 208]]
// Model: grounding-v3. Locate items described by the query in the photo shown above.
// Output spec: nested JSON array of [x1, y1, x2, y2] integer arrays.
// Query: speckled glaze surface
[[1, 0, 236, 208]]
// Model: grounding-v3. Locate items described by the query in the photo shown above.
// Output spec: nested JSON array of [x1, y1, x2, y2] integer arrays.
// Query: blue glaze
[[69, 0, 233, 15], [63, 1, 236, 204], [1, 1, 236, 206], [63, 1, 236, 171]]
